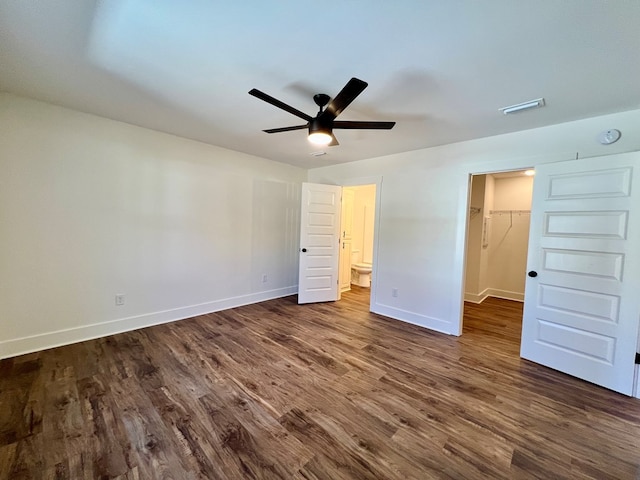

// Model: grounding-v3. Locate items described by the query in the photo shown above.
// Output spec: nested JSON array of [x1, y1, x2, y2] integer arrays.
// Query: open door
[[521, 152, 640, 395], [298, 183, 342, 304]]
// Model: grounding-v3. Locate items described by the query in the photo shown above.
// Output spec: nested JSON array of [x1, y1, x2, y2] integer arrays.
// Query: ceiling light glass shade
[[524, 169, 535, 176], [308, 117, 332, 146], [308, 132, 332, 145]]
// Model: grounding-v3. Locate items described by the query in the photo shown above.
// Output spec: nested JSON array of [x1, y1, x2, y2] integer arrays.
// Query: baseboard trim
[[485, 288, 524, 303], [0, 286, 297, 359], [372, 303, 456, 336], [464, 288, 524, 304], [464, 288, 490, 304]]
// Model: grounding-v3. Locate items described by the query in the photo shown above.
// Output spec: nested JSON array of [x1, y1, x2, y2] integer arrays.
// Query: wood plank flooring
[[2, 288, 640, 479]]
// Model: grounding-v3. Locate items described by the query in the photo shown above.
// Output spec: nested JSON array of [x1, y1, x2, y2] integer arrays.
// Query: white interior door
[[298, 183, 342, 304], [521, 152, 640, 395]]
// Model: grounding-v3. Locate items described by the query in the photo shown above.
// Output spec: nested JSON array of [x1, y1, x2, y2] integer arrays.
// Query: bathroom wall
[[351, 184, 376, 264]]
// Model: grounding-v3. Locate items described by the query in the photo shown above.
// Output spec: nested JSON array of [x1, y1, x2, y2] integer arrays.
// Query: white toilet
[[351, 263, 372, 287], [350, 251, 372, 287]]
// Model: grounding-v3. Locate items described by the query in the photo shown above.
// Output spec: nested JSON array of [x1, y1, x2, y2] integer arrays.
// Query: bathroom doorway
[[462, 169, 534, 343], [338, 183, 377, 304]]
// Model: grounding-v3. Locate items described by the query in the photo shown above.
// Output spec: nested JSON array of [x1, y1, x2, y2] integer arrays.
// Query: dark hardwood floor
[[2, 288, 640, 479]]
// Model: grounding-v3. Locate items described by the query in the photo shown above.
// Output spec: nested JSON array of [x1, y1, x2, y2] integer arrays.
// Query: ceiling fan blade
[[333, 121, 396, 130], [263, 125, 308, 134], [329, 133, 339, 146], [323, 78, 368, 119], [249, 89, 313, 122]]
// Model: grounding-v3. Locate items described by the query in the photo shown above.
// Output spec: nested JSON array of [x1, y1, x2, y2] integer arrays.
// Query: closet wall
[[465, 173, 532, 303]]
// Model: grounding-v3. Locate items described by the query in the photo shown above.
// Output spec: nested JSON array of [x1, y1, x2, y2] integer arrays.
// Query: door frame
[[461, 169, 534, 308], [337, 176, 383, 312], [454, 162, 544, 336], [453, 153, 573, 336], [454, 153, 640, 398]]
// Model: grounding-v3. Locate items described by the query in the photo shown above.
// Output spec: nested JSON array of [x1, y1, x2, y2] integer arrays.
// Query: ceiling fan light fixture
[[308, 117, 332, 145], [308, 132, 332, 145]]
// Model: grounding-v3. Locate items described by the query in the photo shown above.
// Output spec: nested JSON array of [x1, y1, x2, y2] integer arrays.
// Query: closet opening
[[462, 169, 534, 344]]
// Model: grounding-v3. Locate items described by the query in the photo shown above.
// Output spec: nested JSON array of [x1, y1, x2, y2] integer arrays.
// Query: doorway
[[462, 169, 534, 343], [339, 183, 377, 303], [297, 178, 382, 309]]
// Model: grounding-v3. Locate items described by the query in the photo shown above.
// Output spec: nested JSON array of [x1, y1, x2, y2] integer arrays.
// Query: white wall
[[309, 108, 640, 335], [351, 184, 376, 265], [487, 175, 533, 301], [0, 94, 306, 358], [479, 175, 494, 296], [4, 93, 640, 357], [493, 175, 533, 210], [464, 175, 486, 298]]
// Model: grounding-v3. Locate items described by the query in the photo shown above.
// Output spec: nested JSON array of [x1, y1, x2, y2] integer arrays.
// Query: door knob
[[528, 270, 538, 278], [301, 248, 307, 252]]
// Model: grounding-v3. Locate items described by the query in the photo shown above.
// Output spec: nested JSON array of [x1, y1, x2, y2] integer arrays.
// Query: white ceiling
[[2, 1, 640, 169]]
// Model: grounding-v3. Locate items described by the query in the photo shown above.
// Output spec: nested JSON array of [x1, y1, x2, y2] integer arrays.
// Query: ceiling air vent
[[499, 98, 545, 114]]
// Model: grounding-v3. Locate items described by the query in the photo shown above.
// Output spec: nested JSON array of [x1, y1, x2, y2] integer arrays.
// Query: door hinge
[[636, 353, 640, 365]]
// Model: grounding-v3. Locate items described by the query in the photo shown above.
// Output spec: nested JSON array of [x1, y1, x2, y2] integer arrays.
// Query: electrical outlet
[[115, 294, 125, 306], [392, 288, 398, 298], [261, 274, 268, 283]]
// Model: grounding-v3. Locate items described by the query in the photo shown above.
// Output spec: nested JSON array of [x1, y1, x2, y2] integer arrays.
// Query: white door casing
[[339, 188, 355, 292], [298, 183, 342, 304], [521, 152, 640, 395]]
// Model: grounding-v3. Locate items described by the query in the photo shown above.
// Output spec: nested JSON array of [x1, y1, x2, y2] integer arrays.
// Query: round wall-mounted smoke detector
[[598, 129, 621, 145]]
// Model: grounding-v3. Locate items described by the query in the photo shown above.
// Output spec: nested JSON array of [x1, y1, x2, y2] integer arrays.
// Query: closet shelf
[[469, 206, 482, 216], [489, 209, 531, 215]]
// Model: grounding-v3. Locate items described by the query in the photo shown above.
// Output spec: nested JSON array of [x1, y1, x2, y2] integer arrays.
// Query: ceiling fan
[[249, 77, 395, 146]]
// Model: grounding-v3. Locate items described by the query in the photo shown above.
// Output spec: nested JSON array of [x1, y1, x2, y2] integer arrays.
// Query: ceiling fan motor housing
[[313, 93, 330, 109], [309, 116, 332, 135]]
